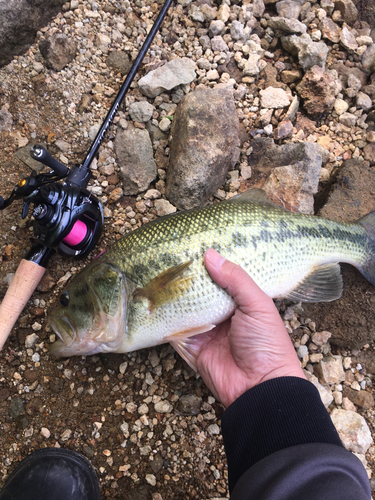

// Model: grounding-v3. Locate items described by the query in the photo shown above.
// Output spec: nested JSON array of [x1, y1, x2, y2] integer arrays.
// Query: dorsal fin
[[283, 263, 343, 303], [226, 188, 287, 210]]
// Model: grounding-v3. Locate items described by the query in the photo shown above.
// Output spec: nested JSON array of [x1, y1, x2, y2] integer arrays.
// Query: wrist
[[257, 364, 307, 387]]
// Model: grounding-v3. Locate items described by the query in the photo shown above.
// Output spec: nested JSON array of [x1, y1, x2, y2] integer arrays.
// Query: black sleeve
[[221, 376, 371, 499]]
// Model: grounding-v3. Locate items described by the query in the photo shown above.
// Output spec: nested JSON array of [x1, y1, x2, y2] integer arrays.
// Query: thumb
[[204, 249, 275, 315]]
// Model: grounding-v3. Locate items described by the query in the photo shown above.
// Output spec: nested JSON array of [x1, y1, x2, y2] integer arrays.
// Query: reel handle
[[30, 145, 69, 177], [0, 260, 46, 350]]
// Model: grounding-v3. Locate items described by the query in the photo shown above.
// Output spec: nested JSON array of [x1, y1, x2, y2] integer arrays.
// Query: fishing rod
[[0, 0, 175, 350]]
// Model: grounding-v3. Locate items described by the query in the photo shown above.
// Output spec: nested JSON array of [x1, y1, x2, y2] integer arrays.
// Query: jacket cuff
[[221, 376, 342, 492]]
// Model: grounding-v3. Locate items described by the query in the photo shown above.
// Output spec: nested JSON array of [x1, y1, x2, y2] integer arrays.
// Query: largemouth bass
[[49, 189, 375, 367]]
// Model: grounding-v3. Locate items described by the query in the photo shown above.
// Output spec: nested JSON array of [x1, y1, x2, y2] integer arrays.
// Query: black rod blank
[[81, 0, 174, 171]]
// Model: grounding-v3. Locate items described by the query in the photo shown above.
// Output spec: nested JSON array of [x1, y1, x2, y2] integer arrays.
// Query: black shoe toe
[[0, 448, 101, 500]]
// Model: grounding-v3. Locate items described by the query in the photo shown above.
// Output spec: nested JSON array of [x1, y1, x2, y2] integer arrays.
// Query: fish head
[[49, 261, 128, 357]]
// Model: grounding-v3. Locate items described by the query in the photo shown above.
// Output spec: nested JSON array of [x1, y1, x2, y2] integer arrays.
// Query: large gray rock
[[138, 58, 196, 98], [0, 0, 64, 68], [252, 0, 266, 17], [230, 20, 244, 40], [115, 127, 157, 195], [314, 356, 345, 385], [166, 88, 240, 210], [248, 137, 328, 172], [332, 63, 367, 89]]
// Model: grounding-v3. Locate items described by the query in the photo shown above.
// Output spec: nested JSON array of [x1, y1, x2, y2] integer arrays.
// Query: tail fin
[[357, 211, 375, 286]]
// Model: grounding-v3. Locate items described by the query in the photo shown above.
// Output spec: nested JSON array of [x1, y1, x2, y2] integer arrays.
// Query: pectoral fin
[[283, 263, 343, 302], [133, 260, 194, 311]]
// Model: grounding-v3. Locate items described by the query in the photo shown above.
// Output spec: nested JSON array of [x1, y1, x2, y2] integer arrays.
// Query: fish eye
[[59, 292, 70, 307]]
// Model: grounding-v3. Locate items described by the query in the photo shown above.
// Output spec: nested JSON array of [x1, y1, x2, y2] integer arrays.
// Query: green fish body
[[49, 189, 375, 367]]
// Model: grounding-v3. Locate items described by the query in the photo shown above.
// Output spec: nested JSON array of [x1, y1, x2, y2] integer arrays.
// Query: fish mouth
[[48, 316, 77, 347], [48, 315, 106, 357]]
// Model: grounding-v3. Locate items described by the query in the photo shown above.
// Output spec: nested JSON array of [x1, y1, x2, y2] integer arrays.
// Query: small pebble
[[40, 427, 51, 438], [146, 474, 156, 486]]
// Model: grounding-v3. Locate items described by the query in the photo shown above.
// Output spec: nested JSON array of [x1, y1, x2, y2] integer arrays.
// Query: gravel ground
[[1, 0, 375, 498]]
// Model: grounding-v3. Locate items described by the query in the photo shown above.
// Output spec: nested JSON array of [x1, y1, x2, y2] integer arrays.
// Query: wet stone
[[9, 397, 25, 419], [342, 388, 375, 409], [0, 389, 10, 402], [106, 51, 132, 75], [178, 394, 202, 415], [150, 453, 164, 473], [24, 369, 38, 383]]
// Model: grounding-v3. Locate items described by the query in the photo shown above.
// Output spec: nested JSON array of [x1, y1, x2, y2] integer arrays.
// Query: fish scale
[[48, 189, 375, 365]]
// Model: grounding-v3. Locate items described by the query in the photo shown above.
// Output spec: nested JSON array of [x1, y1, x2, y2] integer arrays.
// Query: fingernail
[[206, 249, 226, 269]]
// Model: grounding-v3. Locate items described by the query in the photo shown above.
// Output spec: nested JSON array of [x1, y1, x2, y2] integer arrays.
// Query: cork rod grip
[[0, 259, 45, 350]]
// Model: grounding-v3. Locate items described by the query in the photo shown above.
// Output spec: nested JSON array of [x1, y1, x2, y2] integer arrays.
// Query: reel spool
[[29, 183, 103, 259]]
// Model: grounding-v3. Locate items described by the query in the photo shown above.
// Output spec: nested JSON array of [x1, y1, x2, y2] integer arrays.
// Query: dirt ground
[[1, 0, 375, 499]]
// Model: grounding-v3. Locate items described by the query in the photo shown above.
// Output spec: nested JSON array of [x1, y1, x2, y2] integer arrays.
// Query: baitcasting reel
[[0, 144, 103, 264]]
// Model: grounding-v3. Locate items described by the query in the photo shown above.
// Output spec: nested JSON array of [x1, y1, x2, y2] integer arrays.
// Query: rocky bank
[[1, 0, 375, 498]]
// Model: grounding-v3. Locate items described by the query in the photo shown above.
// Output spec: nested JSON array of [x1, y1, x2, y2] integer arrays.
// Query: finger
[[204, 249, 275, 315]]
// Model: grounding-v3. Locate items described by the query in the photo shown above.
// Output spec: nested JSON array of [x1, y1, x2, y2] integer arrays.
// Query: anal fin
[[283, 263, 343, 303]]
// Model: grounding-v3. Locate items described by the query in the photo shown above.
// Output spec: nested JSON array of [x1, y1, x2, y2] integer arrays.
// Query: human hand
[[196, 249, 306, 408]]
